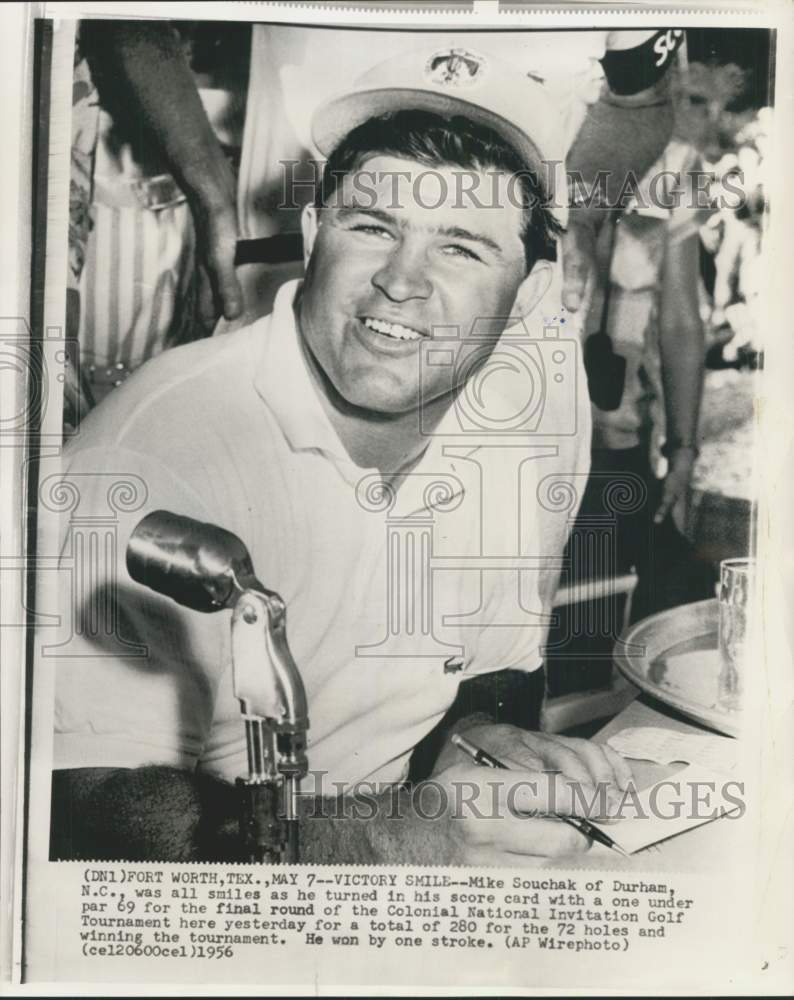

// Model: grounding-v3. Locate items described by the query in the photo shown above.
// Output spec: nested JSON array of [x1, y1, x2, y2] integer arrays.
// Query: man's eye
[[441, 244, 482, 262], [350, 224, 394, 240]]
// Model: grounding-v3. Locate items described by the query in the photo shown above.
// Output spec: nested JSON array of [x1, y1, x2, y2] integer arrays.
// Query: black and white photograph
[[2, 2, 791, 993]]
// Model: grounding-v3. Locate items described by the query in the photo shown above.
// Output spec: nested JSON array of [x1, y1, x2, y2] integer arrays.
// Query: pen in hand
[[450, 732, 631, 858]]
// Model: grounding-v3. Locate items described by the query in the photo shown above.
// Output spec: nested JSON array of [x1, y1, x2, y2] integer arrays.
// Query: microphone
[[126, 510, 264, 613]]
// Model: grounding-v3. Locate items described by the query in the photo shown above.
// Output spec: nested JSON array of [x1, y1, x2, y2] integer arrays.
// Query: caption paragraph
[[76, 866, 697, 961]]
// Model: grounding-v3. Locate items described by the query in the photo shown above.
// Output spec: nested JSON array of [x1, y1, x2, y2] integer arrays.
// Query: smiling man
[[50, 49, 631, 865]]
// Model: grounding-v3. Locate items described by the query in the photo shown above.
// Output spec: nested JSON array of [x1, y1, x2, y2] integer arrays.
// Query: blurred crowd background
[[677, 30, 769, 570]]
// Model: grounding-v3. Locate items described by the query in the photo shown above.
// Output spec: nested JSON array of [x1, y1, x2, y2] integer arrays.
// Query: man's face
[[298, 155, 542, 415]]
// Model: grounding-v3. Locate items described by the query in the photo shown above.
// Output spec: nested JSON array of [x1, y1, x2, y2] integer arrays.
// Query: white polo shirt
[[53, 280, 589, 789]]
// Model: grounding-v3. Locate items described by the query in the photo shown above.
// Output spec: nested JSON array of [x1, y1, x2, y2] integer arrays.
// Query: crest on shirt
[[425, 48, 486, 89]]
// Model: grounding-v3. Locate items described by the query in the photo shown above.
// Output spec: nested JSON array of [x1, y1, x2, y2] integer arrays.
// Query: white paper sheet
[[607, 725, 740, 775], [591, 728, 742, 853]]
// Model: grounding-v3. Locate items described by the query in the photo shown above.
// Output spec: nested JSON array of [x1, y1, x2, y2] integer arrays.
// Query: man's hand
[[457, 722, 630, 780], [396, 722, 634, 867], [192, 187, 244, 332], [654, 448, 697, 526]]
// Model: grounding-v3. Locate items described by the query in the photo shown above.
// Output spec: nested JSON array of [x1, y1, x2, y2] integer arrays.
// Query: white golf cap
[[311, 45, 568, 224]]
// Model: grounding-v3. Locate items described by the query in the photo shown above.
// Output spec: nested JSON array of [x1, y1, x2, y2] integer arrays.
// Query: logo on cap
[[425, 48, 485, 89]]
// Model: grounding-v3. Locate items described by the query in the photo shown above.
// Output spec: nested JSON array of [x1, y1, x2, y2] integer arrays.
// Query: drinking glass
[[717, 557, 755, 710]]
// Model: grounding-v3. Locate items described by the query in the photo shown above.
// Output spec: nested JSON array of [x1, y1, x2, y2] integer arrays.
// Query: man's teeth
[[363, 317, 422, 341]]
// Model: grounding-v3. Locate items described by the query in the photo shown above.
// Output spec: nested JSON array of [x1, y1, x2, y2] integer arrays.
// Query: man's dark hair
[[317, 109, 562, 268]]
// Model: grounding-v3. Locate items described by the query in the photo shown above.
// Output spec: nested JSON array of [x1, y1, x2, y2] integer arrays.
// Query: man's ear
[[513, 260, 553, 320], [301, 204, 320, 266]]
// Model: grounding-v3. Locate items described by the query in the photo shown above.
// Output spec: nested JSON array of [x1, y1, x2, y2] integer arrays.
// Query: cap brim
[[312, 87, 551, 194]]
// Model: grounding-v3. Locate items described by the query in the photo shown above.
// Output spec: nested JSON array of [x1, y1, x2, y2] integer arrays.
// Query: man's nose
[[371, 242, 433, 302]]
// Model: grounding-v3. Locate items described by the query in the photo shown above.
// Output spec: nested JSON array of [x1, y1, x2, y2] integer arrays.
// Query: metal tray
[[613, 599, 741, 738]]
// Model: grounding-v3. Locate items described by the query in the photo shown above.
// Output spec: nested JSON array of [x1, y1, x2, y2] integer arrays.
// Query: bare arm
[[50, 766, 382, 864], [51, 766, 241, 862], [80, 20, 243, 322], [49, 764, 459, 864], [51, 719, 630, 865], [49, 762, 460, 864], [654, 230, 705, 523]]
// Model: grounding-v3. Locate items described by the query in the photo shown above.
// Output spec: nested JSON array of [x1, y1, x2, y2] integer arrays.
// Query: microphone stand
[[126, 510, 309, 863]]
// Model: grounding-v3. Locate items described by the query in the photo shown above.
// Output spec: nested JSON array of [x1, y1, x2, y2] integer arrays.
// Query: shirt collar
[[253, 280, 352, 464]]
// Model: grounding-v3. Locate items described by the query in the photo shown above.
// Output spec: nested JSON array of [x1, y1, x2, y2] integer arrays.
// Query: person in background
[[709, 112, 768, 368], [573, 61, 724, 622], [65, 21, 248, 425]]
